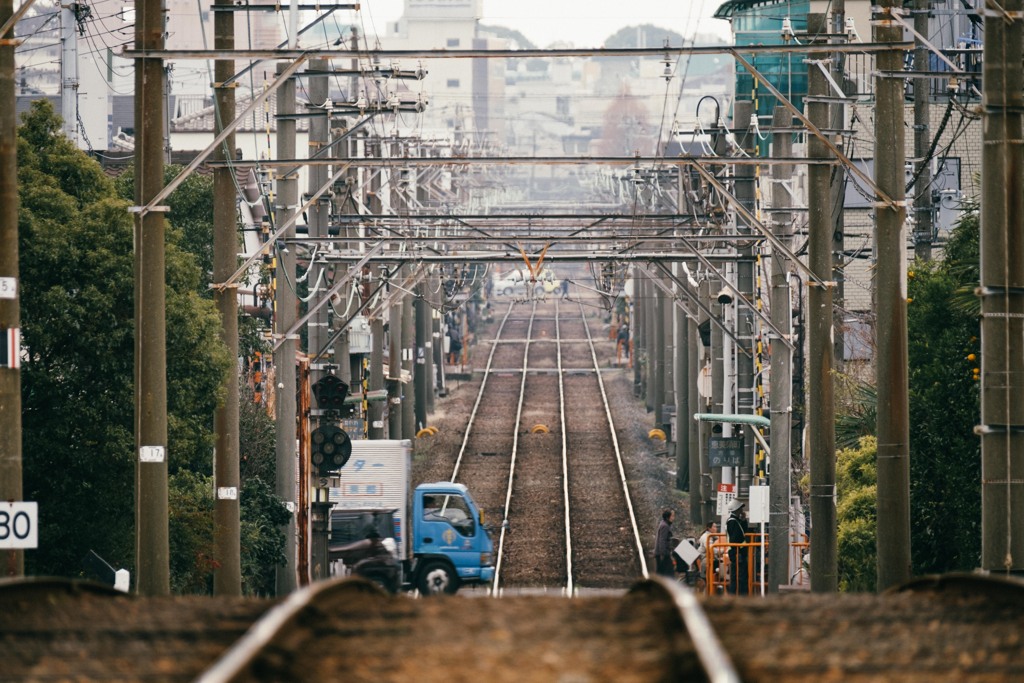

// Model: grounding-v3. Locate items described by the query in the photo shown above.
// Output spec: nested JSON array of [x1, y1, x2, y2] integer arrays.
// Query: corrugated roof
[[714, 0, 792, 19]]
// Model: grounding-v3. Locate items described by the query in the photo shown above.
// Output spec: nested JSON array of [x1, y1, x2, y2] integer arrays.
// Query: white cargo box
[[330, 439, 412, 560]]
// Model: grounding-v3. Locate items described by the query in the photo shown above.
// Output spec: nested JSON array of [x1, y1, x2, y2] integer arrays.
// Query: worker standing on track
[[726, 500, 749, 595], [655, 508, 676, 578], [617, 322, 630, 362]]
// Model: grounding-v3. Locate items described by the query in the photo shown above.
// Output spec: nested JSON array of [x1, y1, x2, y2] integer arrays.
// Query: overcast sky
[[358, 0, 733, 48]]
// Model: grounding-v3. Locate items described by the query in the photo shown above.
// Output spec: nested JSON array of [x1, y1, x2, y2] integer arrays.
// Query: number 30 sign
[[0, 502, 38, 549]]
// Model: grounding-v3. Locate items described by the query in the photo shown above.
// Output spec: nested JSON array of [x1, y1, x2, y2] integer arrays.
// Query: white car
[[493, 268, 529, 297], [492, 268, 560, 297]]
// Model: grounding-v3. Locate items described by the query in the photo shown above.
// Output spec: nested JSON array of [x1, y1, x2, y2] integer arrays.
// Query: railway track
[[439, 293, 645, 594], [5, 569, 1024, 681]]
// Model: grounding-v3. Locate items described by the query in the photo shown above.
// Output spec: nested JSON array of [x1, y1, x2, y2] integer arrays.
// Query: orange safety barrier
[[705, 533, 811, 596]]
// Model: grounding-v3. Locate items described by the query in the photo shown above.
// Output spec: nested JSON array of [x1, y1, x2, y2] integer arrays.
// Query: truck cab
[[412, 482, 495, 594]]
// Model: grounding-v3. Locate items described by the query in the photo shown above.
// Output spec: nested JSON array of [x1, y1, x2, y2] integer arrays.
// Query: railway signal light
[[311, 424, 352, 475], [314, 374, 350, 411]]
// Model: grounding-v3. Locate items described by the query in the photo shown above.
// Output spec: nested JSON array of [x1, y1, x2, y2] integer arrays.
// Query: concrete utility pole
[[369, 317, 385, 439], [634, 267, 645, 399], [414, 285, 429, 430], [389, 296, 403, 439], [734, 101, 757, 498], [806, 14, 838, 593], [674, 262, 691, 494], [401, 269, 416, 440], [0, 0, 23, 579], [652, 275, 665, 427], [60, 2, 79, 144], [709, 274, 726, 513], [830, 0, 847, 369], [307, 58, 330, 380], [874, 1, 912, 591], [768, 106, 794, 592], [912, 0, 934, 262], [980, 0, 1024, 576], [274, 62, 299, 596], [699, 278, 716, 523], [134, 0, 170, 597], [212, 0, 241, 596], [688, 295, 703, 523]]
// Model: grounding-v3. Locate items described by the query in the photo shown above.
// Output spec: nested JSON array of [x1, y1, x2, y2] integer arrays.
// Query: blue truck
[[328, 439, 495, 595]]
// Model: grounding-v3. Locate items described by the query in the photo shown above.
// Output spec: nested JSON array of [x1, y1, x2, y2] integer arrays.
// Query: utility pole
[[652, 275, 665, 428], [807, 14, 837, 593], [734, 100, 756, 499], [768, 106, 794, 592], [688, 294, 703, 523], [389, 294, 403, 439], [980, 0, 1024, 576], [134, 0, 169, 596], [369, 316, 385, 439], [640, 271, 651, 407], [0, 0, 24, 579], [401, 268, 416, 439], [212, 0, 240, 595], [414, 285, 429, 430], [674, 261, 691, 494], [912, 0, 934, 261], [830, 0, 847, 368], [274, 61, 299, 596], [874, 0, 912, 591], [60, 2, 79, 144]]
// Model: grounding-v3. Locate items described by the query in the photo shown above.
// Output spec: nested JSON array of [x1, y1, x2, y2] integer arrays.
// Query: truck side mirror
[[479, 509, 486, 526]]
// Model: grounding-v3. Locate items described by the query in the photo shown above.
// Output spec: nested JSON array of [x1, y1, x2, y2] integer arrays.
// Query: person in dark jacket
[[726, 500, 750, 595], [655, 508, 676, 577], [331, 526, 400, 593]]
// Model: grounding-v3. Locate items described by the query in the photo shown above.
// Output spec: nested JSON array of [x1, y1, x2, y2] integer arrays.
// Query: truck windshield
[[422, 494, 476, 537]]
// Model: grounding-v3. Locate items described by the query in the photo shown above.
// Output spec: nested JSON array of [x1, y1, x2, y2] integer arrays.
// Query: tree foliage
[[833, 206, 982, 584], [836, 436, 877, 592], [17, 100, 283, 591], [906, 206, 981, 573]]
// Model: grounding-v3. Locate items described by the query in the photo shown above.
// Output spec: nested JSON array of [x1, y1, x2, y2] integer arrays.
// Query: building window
[[447, 79, 460, 88], [447, 38, 460, 47], [556, 96, 570, 117]]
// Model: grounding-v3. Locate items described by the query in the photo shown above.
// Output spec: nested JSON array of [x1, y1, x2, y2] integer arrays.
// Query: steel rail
[[195, 579, 386, 683], [630, 578, 742, 683], [447, 301, 516, 482], [579, 300, 649, 579], [555, 301, 573, 597], [490, 302, 538, 596]]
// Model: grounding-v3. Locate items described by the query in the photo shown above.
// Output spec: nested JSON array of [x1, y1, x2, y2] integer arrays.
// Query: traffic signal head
[[314, 374, 350, 411], [311, 424, 352, 475]]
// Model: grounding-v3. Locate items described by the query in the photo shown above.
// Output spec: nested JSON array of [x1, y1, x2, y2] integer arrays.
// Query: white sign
[[139, 445, 165, 463], [216, 487, 238, 500], [749, 485, 770, 524], [716, 482, 736, 516], [0, 502, 38, 548], [0, 277, 15, 300]]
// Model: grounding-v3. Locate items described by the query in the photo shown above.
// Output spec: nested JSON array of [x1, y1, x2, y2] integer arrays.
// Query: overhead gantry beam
[[122, 41, 913, 61]]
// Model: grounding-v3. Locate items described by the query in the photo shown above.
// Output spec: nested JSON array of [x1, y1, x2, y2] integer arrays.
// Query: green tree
[[833, 206, 982, 582], [836, 436, 877, 592], [17, 100, 231, 582], [906, 207, 981, 573], [113, 166, 216, 291]]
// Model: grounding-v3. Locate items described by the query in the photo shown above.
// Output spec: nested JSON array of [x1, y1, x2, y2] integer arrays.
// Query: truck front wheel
[[417, 561, 459, 595]]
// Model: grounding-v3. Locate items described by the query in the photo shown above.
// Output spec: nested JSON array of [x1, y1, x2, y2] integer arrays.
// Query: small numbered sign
[[0, 502, 38, 549]]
